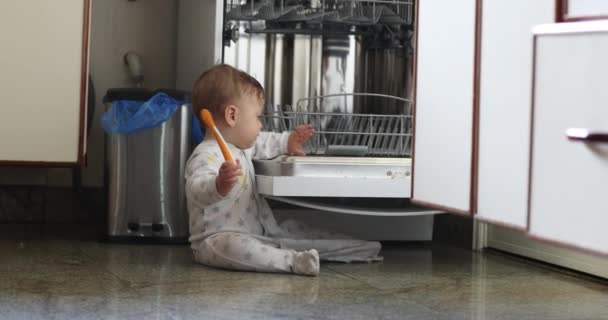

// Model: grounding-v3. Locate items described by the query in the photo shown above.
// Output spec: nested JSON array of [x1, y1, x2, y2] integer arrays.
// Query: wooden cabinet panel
[[0, 0, 90, 166]]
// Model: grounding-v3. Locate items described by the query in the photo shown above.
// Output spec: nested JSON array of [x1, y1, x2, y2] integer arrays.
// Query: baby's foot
[[293, 249, 320, 276]]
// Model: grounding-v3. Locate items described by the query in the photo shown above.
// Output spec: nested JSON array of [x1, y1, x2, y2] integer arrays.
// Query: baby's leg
[[278, 220, 383, 262], [192, 232, 320, 276]]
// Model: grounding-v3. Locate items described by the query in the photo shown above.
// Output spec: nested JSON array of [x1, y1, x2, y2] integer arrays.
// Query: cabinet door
[[0, 0, 90, 166], [412, 0, 477, 214], [528, 22, 608, 255], [476, 0, 554, 229]]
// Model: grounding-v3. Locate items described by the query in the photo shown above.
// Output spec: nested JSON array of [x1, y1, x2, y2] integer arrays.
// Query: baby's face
[[233, 95, 263, 149]]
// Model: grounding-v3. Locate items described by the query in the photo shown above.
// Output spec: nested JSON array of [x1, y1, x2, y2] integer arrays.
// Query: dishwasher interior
[[222, 0, 439, 231], [255, 93, 413, 199]]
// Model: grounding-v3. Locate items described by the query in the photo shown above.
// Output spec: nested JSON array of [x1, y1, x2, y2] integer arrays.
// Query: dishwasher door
[[253, 156, 412, 198]]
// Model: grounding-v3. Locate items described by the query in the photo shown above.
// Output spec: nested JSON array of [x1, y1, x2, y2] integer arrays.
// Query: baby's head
[[192, 64, 264, 149]]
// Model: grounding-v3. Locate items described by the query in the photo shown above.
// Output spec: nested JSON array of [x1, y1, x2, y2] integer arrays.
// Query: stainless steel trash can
[[104, 89, 190, 243]]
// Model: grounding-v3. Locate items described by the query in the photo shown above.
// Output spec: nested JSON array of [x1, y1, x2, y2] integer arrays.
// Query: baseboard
[[487, 225, 608, 279]]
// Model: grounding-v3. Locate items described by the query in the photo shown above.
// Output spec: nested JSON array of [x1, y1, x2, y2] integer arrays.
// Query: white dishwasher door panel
[[412, 0, 476, 213]]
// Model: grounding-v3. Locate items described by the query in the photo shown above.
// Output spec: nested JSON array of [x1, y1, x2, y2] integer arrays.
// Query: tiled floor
[[0, 239, 606, 320]]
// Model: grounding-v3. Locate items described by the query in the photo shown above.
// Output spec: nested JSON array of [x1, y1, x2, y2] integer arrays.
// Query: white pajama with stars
[[185, 132, 382, 276]]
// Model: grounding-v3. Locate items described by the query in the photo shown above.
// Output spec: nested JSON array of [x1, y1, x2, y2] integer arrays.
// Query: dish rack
[[226, 0, 304, 21], [226, 0, 414, 26], [261, 93, 412, 157]]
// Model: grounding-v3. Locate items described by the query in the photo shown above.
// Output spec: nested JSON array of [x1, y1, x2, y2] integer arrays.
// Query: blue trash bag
[[102, 92, 180, 134]]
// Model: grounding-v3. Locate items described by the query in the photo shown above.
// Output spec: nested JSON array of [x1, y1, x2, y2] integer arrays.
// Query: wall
[[86, 0, 178, 187], [0, 0, 178, 188], [175, 0, 223, 91]]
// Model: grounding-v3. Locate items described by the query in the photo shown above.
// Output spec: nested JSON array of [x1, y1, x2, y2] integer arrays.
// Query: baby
[[186, 64, 382, 276]]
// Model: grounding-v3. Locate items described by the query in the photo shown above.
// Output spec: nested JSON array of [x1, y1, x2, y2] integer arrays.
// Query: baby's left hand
[[288, 124, 315, 156]]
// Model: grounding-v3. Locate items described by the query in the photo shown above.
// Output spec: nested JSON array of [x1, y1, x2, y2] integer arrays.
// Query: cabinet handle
[[566, 128, 608, 143]]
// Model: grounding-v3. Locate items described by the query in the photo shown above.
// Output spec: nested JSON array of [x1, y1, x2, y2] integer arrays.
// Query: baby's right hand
[[216, 160, 243, 196]]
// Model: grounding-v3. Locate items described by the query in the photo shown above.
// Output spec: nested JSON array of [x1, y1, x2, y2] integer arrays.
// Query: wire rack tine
[[264, 93, 411, 157], [376, 116, 388, 155], [388, 117, 399, 156]]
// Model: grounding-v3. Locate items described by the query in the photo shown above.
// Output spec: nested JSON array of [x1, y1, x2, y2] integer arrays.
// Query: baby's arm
[[252, 132, 289, 160], [252, 125, 315, 160], [185, 150, 242, 208]]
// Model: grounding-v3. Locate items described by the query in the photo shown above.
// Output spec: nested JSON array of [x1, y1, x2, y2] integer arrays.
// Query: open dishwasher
[[177, 0, 439, 238], [254, 93, 438, 217]]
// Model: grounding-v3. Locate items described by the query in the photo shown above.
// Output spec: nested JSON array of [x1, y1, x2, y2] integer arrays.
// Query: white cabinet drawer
[[529, 22, 608, 255]]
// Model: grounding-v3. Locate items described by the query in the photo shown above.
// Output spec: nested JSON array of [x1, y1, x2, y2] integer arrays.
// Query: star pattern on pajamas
[[238, 175, 248, 192]]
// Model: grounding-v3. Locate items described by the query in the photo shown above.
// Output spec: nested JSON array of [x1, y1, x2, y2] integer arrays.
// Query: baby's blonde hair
[[192, 64, 264, 120]]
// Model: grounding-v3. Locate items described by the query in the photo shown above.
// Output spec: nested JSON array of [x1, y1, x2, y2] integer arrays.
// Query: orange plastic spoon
[[200, 109, 234, 162]]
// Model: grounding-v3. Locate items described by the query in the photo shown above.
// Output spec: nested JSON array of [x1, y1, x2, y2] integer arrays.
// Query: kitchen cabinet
[[414, 0, 606, 259], [0, 0, 90, 166], [472, 2, 607, 276], [412, 0, 477, 214], [475, 0, 555, 229], [527, 21, 608, 255], [473, 1, 607, 266]]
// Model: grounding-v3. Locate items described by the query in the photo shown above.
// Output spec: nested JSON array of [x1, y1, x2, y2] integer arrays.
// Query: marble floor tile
[[326, 245, 608, 320], [0, 239, 606, 320]]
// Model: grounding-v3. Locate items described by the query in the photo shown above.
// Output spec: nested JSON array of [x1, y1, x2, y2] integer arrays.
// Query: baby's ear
[[224, 104, 239, 127]]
